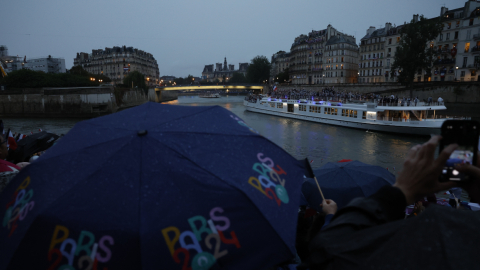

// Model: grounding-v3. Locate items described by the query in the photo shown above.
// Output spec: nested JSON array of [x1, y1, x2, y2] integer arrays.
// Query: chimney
[[413, 14, 419, 23], [385, 22, 392, 32], [367, 26, 376, 35], [440, 7, 448, 16]]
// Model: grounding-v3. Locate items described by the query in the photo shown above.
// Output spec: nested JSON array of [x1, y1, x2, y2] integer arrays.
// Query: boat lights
[[337, 103, 342, 106], [327, 103, 331, 106], [366, 111, 377, 120]]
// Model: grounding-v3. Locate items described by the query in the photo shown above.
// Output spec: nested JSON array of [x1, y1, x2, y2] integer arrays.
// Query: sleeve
[[321, 214, 334, 231], [299, 186, 407, 270]]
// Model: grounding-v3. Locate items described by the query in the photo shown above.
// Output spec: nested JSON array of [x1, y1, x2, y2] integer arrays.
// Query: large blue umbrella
[[302, 160, 395, 211], [0, 102, 306, 270]]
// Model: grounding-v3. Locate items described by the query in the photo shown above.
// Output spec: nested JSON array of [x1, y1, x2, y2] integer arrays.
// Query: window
[[461, 71, 465, 77], [455, 31, 459, 39], [470, 19, 474, 26], [277, 103, 283, 109], [309, 106, 321, 113], [299, 105, 307, 111], [324, 107, 338, 115], [446, 33, 450, 40], [439, 34, 443, 41], [389, 38, 392, 44], [342, 109, 357, 117], [463, 57, 468, 67], [465, 43, 470, 53], [269, 102, 275, 107], [467, 30, 472, 39], [397, 37, 400, 42]]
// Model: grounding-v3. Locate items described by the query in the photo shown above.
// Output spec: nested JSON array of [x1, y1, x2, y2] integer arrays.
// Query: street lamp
[[455, 66, 458, 81]]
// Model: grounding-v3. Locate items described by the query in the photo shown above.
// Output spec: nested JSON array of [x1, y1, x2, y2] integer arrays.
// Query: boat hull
[[244, 103, 442, 136]]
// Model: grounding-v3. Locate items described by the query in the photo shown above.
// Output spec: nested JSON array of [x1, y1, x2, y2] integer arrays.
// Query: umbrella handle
[[314, 176, 326, 202]]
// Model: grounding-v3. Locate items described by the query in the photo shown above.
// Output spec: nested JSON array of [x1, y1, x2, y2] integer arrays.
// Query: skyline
[[2, 0, 466, 78]]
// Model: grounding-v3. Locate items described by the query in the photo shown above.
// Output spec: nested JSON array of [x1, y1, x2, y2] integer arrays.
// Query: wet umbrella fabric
[[302, 161, 395, 211], [0, 102, 306, 270], [312, 206, 480, 269]]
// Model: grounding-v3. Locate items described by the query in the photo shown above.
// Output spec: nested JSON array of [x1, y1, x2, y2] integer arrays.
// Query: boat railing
[[376, 101, 445, 107]]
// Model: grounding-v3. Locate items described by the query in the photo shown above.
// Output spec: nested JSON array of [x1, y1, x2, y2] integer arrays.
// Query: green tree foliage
[[69, 66, 111, 82], [229, 72, 247, 83], [246, 56, 271, 84], [123, 71, 148, 93], [391, 15, 443, 87], [0, 68, 101, 88], [274, 68, 290, 83]]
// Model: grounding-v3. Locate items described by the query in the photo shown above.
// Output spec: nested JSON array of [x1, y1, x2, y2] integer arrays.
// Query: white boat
[[244, 97, 469, 135], [200, 93, 220, 98]]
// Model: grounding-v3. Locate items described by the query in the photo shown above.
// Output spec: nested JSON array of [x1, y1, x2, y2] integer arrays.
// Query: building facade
[[323, 35, 359, 84], [201, 58, 248, 82], [360, 0, 480, 83], [270, 51, 290, 82], [289, 24, 358, 85], [74, 46, 160, 86], [23, 56, 66, 73]]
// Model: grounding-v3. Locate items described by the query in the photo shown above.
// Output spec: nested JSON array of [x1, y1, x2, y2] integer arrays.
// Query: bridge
[[154, 85, 265, 102]]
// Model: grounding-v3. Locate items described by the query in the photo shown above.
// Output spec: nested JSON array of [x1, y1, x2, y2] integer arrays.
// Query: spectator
[[299, 136, 460, 269], [438, 96, 444, 105], [0, 135, 20, 193]]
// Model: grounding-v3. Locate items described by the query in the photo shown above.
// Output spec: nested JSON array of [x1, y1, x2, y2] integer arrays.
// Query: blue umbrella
[[302, 160, 395, 211], [0, 102, 306, 270]]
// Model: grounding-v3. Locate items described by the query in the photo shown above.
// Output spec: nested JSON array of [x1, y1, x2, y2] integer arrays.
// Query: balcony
[[472, 46, 480, 54], [474, 34, 480, 40], [433, 58, 456, 65]]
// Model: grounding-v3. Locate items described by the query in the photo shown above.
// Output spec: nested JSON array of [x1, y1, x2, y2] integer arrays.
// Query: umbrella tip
[[137, 130, 148, 136]]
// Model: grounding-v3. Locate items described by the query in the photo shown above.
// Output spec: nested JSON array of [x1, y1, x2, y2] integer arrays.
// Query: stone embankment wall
[[0, 86, 151, 118]]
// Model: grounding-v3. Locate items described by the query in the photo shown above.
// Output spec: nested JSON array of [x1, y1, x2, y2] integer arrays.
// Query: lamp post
[[455, 66, 458, 81]]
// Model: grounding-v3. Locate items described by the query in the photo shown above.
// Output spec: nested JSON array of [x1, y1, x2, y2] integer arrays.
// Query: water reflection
[[169, 95, 426, 171]]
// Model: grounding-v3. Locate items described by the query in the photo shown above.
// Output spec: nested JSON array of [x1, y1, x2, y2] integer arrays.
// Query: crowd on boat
[[260, 87, 446, 108], [268, 87, 376, 102]]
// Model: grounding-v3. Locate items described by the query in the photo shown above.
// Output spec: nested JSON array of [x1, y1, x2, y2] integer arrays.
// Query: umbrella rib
[[38, 134, 134, 161]]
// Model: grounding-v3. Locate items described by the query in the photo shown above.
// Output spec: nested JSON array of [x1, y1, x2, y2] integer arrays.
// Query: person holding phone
[[299, 135, 475, 270]]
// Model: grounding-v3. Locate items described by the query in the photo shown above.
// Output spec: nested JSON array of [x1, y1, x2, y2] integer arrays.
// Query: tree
[[229, 72, 247, 84], [123, 71, 148, 93], [391, 15, 443, 89], [274, 68, 290, 83], [246, 56, 271, 84]]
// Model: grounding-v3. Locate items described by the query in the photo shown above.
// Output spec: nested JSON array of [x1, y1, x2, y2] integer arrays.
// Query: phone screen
[[440, 120, 479, 182]]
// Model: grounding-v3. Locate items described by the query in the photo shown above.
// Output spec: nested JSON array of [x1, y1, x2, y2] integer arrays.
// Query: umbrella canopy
[[0, 102, 306, 270], [312, 205, 480, 269], [302, 160, 395, 211]]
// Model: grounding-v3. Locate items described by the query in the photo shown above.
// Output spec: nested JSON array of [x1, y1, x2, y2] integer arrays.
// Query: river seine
[[164, 95, 427, 172], [2, 95, 429, 172]]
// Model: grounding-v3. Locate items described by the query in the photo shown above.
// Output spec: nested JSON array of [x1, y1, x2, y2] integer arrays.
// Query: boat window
[[342, 109, 357, 117], [299, 105, 307, 112], [309, 106, 321, 113], [362, 111, 366, 119], [269, 102, 276, 108], [326, 107, 338, 115], [277, 103, 284, 109]]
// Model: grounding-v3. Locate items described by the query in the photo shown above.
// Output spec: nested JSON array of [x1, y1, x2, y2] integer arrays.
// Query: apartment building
[[270, 51, 290, 82], [74, 46, 160, 86], [289, 24, 358, 85], [323, 35, 359, 84]]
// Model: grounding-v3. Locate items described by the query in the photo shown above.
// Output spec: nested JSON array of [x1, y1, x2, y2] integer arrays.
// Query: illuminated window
[[465, 42, 470, 53]]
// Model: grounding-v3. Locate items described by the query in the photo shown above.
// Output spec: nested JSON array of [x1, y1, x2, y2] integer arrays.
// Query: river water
[[164, 95, 428, 172], [2, 95, 428, 172]]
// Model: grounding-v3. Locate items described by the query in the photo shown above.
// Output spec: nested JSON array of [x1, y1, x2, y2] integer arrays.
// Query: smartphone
[[439, 120, 479, 182]]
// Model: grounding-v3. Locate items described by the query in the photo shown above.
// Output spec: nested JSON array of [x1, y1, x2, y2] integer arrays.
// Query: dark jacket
[[298, 186, 407, 270]]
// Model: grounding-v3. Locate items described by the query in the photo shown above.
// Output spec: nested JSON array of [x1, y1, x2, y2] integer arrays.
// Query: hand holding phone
[[439, 120, 480, 182]]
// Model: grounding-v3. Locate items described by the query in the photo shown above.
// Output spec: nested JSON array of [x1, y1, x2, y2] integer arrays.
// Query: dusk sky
[[2, 0, 466, 78]]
